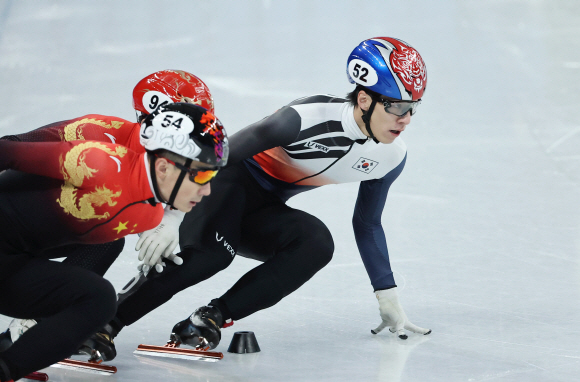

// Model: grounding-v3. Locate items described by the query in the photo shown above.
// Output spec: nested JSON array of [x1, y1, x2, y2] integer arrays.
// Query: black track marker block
[[227, 331, 261, 354]]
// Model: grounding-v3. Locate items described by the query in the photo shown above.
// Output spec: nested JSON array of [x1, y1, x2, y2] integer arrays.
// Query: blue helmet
[[347, 37, 427, 101]]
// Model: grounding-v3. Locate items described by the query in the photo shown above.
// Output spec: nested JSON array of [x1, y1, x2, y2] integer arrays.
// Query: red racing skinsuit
[[0, 114, 168, 274], [0, 139, 164, 381], [0, 139, 163, 258]]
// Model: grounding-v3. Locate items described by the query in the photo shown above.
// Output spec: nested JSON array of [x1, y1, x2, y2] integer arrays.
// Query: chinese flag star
[[113, 221, 129, 234]]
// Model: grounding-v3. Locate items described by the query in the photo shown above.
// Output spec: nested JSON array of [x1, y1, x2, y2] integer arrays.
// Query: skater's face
[[356, 91, 413, 144], [155, 158, 212, 212]]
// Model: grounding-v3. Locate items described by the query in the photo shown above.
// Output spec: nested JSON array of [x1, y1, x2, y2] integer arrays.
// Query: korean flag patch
[[352, 157, 378, 174]]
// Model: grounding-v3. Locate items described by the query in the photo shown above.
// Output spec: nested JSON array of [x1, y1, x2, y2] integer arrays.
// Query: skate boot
[[170, 306, 227, 350], [77, 323, 119, 362], [53, 321, 121, 375]]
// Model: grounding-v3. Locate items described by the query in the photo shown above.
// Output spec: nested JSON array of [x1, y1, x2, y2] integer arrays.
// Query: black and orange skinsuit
[[0, 136, 162, 381]]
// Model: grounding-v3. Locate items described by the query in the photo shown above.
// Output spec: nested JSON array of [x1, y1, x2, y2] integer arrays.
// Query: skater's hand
[[372, 287, 431, 339], [136, 207, 185, 268], [139, 253, 183, 274]]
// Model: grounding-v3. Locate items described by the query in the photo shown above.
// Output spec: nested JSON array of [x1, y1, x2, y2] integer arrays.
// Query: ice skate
[[171, 306, 224, 350], [134, 305, 231, 362], [21, 371, 49, 381], [50, 265, 155, 375], [52, 327, 118, 375], [77, 328, 117, 361]]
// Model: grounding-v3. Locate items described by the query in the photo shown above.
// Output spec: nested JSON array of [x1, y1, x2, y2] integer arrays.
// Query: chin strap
[[148, 154, 162, 206], [361, 99, 380, 144], [167, 158, 192, 208], [149, 154, 193, 209]]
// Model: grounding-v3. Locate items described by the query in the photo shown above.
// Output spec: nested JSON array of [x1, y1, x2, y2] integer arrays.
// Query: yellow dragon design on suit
[[57, 142, 127, 220]]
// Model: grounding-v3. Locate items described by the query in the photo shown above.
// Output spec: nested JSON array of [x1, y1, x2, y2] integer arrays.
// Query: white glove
[[136, 207, 185, 270], [137, 257, 179, 274], [372, 287, 431, 339], [8, 318, 37, 343]]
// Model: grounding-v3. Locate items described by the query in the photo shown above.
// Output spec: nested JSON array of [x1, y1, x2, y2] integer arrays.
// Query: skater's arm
[[352, 155, 406, 291], [0, 140, 130, 183], [0, 115, 134, 145], [0, 119, 74, 142], [226, 106, 302, 165]]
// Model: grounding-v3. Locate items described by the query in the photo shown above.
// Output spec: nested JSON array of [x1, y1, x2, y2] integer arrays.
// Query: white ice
[[0, 1, 579, 381]]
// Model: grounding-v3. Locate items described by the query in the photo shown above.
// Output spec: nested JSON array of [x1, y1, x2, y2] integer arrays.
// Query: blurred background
[[0, 1, 579, 381]]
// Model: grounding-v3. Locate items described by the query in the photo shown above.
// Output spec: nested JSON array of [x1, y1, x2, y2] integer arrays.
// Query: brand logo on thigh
[[216, 231, 236, 257]]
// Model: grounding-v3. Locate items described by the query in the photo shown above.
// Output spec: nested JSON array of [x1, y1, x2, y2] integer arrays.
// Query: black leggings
[[116, 163, 334, 325], [46, 239, 125, 277], [0, 258, 117, 381], [0, 239, 124, 381]]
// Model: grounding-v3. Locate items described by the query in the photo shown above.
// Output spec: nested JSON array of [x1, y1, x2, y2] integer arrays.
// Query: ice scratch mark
[[546, 127, 580, 153], [523, 361, 547, 371]]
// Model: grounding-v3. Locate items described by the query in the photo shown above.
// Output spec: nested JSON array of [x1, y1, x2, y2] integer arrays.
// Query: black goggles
[[381, 99, 421, 117], [158, 156, 219, 185]]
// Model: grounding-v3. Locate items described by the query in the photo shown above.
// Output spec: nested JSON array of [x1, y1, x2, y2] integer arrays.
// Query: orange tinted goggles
[[160, 156, 219, 185], [188, 168, 219, 185]]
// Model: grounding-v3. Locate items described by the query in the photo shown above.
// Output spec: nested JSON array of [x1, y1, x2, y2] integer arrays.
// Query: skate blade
[[51, 358, 117, 375], [23, 372, 49, 381], [134, 344, 223, 362]]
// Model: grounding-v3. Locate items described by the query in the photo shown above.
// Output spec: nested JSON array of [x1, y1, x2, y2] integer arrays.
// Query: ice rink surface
[[0, 0, 579, 381]]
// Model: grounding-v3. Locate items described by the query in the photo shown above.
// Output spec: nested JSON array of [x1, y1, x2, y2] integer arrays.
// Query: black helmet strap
[[148, 154, 193, 209], [361, 98, 380, 144], [167, 158, 193, 208], [148, 154, 162, 206]]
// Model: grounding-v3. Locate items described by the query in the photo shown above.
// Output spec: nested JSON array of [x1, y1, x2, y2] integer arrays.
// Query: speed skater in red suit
[[0, 103, 228, 382]]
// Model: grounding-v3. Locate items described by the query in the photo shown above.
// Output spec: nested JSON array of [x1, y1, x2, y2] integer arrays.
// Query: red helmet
[[132, 70, 214, 117]]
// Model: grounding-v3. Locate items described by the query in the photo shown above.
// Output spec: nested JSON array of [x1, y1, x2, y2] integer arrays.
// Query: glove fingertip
[[395, 328, 407, 340], [173, 257, 183, 265]]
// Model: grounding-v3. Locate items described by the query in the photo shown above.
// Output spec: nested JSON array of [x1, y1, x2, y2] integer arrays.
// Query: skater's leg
[[59, 239, 125, 276], [0, 259, 116, 380], [114, 164, 259, 327], [219, 205, 334, 320], [115, 246, 234, 326], [1, 240, 125, 343]]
